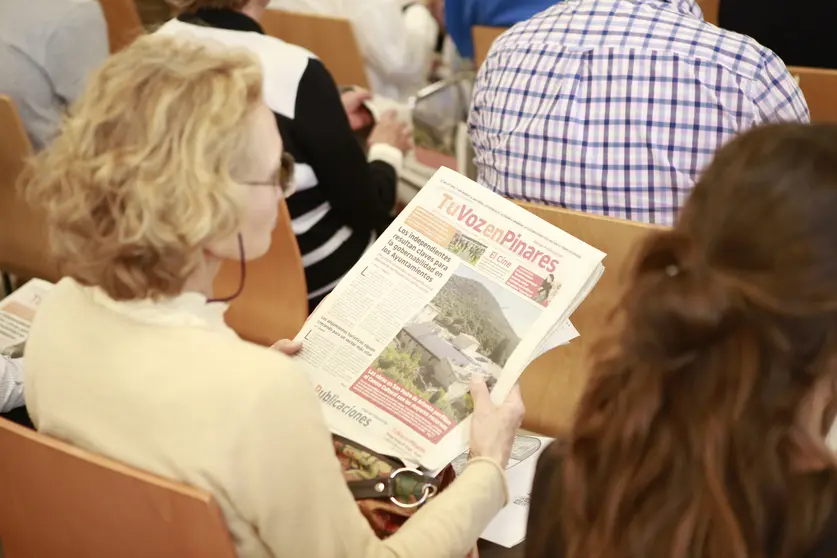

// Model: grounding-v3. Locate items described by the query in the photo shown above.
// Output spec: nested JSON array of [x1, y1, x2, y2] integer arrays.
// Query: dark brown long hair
[[545, 124, 837, 558]]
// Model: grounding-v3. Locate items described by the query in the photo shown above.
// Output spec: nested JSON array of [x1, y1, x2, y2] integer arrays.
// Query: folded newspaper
[[0, 278, 53, 355], [292, 167, 605, 471]]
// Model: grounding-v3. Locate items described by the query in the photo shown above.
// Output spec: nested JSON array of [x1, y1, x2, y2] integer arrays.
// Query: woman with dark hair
[[526, 123, 837, 558]]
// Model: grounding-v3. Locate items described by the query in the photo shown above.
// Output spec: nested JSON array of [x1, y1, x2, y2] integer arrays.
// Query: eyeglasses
[[243, 152, 296, 197]]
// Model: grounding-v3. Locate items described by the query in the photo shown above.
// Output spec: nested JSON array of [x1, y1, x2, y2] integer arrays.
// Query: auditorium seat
[[516, 202, 662, 436]]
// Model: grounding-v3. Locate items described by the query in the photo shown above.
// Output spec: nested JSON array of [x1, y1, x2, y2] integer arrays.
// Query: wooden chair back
[[214, 199, 308, 346], [789, 66, 837, 124], [0, 96, 60, 282], [0, 418, 237, 558], [98, 0, 145, 53], [472, 25, 506, 69], [262, 10, 370, 89], [516, 203, 664, 436], [697, 0, 719, 25]]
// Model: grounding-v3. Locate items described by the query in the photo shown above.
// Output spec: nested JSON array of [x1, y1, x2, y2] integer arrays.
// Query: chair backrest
[[472, 25, 506, 69], [98, 0, 145, 53], [214, 199, 308, 346], [0, 418, 237, 558], [516, 202, 664, 436], [789, 66, 837, 124], [0, 96, 60, 282], [261, 10, 370, 89], [697, 0, 719, 25]]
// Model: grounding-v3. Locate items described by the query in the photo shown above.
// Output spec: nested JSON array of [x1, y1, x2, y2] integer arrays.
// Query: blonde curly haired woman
[[21, 34, 523, 558]]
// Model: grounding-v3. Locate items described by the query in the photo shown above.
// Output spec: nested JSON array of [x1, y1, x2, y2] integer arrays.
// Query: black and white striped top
[[158, 9, 402, 311]]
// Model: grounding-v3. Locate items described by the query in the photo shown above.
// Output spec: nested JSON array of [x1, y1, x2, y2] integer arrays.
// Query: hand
[[272, 339, 302, 355], [367, 110, 413, 154], [341, 88, 374, 131], [468, 377, 524, 469]]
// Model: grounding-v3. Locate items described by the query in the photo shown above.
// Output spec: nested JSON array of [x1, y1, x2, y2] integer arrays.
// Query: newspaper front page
[[293, 168, 605, 470]]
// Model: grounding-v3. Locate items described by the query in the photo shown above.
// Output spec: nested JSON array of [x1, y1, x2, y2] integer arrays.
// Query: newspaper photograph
[[293, 167, 605, 470]]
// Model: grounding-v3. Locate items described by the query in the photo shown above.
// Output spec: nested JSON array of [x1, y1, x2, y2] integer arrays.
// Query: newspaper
[[292, 167, 605, 470], [451, 434, 553, 547], [0, 279, 53, 354]]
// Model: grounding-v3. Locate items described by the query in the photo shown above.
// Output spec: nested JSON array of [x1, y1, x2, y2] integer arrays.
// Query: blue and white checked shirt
[[469, 0, 809, 225]]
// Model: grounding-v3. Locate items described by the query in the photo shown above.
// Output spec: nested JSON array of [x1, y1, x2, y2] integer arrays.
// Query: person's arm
[[228, 365, 508, 557], [750, 49, 810, 124], [0, 356, 25, 414], [44, 1, 109, 105], [294, 60, 401, 231], [351, 0, 439, 86]]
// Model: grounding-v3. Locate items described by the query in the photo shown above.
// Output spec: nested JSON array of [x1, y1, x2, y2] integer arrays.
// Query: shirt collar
[[76, 279, 234, 335], [177, 8, 265, 34], [667, 0, 705, 20]]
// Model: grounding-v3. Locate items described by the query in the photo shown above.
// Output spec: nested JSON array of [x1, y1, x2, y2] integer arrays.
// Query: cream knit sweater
[[24, 278, 508, 557]]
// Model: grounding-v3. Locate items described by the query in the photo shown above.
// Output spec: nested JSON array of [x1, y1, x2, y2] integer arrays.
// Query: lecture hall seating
[[0, 417, 237, 558], [516, 203, 662, 436], [0, 96, 60, 284], [98, 0, 145, 53], [262, 10, 370, 89], [214, 199, 309, 345]]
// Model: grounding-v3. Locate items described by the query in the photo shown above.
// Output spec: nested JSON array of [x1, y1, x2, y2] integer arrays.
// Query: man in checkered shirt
[[469, 0, 808, 225]]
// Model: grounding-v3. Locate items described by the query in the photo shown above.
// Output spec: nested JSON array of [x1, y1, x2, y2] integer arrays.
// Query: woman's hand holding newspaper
[[272, 339, 302, 355], [469, 377, 525, 469]]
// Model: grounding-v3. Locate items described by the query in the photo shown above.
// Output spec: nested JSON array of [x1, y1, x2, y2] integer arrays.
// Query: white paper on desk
[[451, 434, 554, 547]]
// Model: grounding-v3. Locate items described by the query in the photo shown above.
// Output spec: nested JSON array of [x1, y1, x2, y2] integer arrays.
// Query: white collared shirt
[[267, 0, 439, 101]]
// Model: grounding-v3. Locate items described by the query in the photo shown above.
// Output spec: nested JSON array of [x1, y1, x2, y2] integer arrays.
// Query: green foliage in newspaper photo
[[370, 266, 539, 424]]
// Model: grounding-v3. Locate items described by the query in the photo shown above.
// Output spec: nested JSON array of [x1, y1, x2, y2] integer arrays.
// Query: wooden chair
[[98, 0, 145, 53], [789, 66, 837, 124], [262, 10, 370, 89], [213, 199, 308, 346], [0, 418, 237, 558], [697, 0, 719, 25], [472, 26, 506, 69], [516, 203, 664, 436], [0, 96, 60, 284]]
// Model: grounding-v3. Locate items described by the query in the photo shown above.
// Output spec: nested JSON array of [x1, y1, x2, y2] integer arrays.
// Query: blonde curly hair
[[24, 34, 265, 301]]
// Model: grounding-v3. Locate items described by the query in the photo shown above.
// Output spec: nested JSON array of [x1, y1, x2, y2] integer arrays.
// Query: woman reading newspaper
[[526, 124, 837, 558], [20, 36, 523, 557]]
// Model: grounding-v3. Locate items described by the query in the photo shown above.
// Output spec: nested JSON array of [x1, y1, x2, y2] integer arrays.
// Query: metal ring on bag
[[388, 467, 437, 509]]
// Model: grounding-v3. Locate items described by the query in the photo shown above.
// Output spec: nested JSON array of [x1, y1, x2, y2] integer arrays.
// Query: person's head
[[543, 123, 837, 558], [165, 0, 269, 15], [25, 34, 289, 302]]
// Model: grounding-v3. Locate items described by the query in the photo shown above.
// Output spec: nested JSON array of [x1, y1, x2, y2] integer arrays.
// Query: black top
[[525, 445, 837, 558], [718, 2, 837, 70], [178, 9, 398, 311]]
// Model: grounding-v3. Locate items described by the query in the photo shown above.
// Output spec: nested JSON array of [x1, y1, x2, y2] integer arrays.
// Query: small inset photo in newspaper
[[370, 265, 541, 427], [446, 231, 488, 266], [505, 267, 563, 308]]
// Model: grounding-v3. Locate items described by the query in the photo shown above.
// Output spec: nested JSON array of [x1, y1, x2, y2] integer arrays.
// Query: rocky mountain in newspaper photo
[[371, 265, 540, 423]]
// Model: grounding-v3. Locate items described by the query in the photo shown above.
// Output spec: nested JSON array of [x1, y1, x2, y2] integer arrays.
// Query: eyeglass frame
[[241, 152, 296, 198]]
